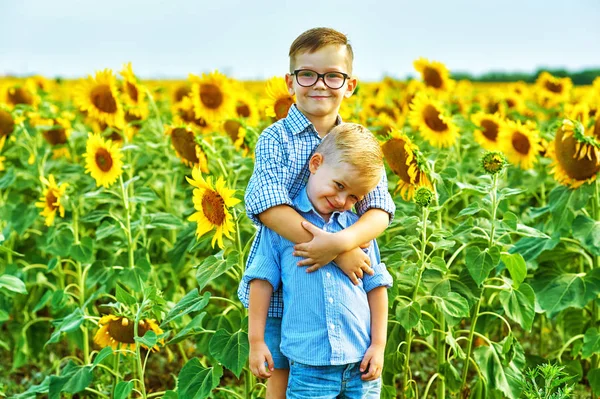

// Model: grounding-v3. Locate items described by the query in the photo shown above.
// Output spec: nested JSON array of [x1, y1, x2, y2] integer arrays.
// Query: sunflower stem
[[134, 302, 148, 399], [112, 351, 121, 398], [119, 175, 135, 269]]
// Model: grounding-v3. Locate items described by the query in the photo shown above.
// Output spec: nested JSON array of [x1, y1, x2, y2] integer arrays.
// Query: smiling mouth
[[325, 198, 337, 209]]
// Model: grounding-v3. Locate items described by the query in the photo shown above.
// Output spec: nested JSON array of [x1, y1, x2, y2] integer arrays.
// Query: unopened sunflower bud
[[414, 186, 434, 207], [481, 151, 506, 175]]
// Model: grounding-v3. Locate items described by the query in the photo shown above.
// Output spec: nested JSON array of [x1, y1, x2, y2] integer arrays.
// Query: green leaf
[[135, 330, 158, 348], [130, 186, 159, 203], [583, 328, 600, 359], [434, 292, 470, 319], [588, 368, 600, 393], [535, 273, 594, 318], [457, 201, 483, 217], [114, 381, 134, 399], [0, 167, 15, 189], [395, 299, 421, 331], [92, 346, 113, 367], [48, 362, 93, 399], [46, 308, 85, 345], [144, 212, 184, 230], [0, 274, 27, 294], [465, 246, 501, 286], [177, 358, 223, 399], [116, 285, 137, 306], [70, 236, 94, 264], [548, 185, 574, 231], [498, 187, 526, 200], [510, 235, 560, 262], [500, 253, 527, 288], [474, 340, 525, 399], [80, 210, 109, 223], [168, 313, 207, 345], [499, 283, 535, 331], [439, 362, 462, 392], [163, 391, 178, 399], [573, 215, 600, 256], [47, 258, 58, 272], [502, 212, 518, 230], [196, 253, 235, 291], [33, 290, 53, 312], [96, 220, 123, 241], [209, 329, 249, 378], [162, 289, 210, 326]]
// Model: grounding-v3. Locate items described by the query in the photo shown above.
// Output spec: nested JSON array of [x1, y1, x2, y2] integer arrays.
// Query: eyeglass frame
[[291, 69, 351, 90]]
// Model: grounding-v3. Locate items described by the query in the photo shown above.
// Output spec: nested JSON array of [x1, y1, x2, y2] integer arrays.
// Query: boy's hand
[[360, 343, 385, 381], [293, 222, 343, 270], [335, 247, 374, 285], [249, 341, 274, 379]]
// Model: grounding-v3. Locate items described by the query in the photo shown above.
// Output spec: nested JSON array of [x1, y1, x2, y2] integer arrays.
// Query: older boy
[[244, 124, 392, 398], [238, 27, 395, 397]]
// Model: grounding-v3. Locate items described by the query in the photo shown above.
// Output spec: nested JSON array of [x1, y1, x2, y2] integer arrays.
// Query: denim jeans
[[286, 360, 381, 398], [264, 316, 289, 369]]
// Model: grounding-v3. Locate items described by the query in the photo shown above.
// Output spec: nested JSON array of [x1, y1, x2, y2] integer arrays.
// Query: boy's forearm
[[335, 209, 389, 252], [248, 280, 274, 343], [258, 205, 313, 244], [367, 286, 389, 346]]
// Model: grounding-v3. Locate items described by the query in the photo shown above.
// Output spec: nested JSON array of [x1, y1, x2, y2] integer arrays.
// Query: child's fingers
[[293, 250, 309, 258], [361, 365, 380, 381], [257, 361, 272, 378], [360, 355, 371, 373], [306, 264, 324, 272], [359, 241, 371, 249], [297, 257, 316, 267], [266, 352, 275, 372], [362, 264, 375, 276]]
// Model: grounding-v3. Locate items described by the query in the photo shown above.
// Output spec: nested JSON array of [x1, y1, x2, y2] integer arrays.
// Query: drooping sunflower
[[382, 129, 432, 201], [535, 71, 573, 107], [186, 167, 241, 249], [189, 71, 236, 125], [172, 97, 212, 134], [413, 58, 455, 92], [165, 125, 209, 172], [0, 108, 16, 140], [35, 174, 68, 226], [93, 314, 163, 352], [222, 119, 248, 151], [409, 93, 459, 148], [548, 119, 600, 188], [261, 76, 295, 121], [172, 82, 192, 104], [84, 133, 124, 188], [498, 120, 542, 170], [471, 112, 504, 151], [119, 62, 148, 119], [233, 88, 260, 127], [75, 69, 124, 128]]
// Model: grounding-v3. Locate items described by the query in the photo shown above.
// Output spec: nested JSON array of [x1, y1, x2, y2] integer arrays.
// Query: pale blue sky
[[1, 0, 599, 81]]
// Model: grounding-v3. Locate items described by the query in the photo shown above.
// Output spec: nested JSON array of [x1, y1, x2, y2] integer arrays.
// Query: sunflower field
[[1, 59, 599, 399]]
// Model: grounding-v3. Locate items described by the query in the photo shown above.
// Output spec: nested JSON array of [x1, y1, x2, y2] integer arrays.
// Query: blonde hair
[[289, 27, 354, 72], [315, 123, 383, 181]]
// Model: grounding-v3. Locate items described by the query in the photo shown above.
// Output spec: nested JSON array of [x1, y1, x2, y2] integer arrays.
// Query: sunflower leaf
[[209, 328, 249, 378], [177, 358, 223, 399], [572, 215, 600, 256], [92, 347, 113, 368], [116, 285, 137, 306], [48, 362, 93, 399], [168, 312, 207, 345], [114, 381, 134, 399], [465, 245, 501, 286], [135, 330, 157, 348], [0, 274, 27, 295], [162, 289, 210, 327], [195, 253, 234, 292], [499, 283, 535, 331]]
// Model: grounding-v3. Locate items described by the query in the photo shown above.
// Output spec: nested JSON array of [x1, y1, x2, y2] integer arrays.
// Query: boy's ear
[[285, 73, 295, 95], [308, 153, 323, 173], [344, 76, 358, 98]]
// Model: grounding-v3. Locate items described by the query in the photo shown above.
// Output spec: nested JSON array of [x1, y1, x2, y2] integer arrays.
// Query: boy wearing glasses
[[238, 27, 395, 398]]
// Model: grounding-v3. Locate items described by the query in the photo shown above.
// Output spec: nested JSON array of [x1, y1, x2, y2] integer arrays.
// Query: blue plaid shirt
[[238, 104, 396, 317], [241, 188, 393, 366]]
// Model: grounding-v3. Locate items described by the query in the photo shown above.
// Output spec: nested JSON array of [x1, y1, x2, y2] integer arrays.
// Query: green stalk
[[436, 311, 446, 399], [120, 175, 135, 269], [112, 351, 121, 398], [134, 303, 147, 399], [592, 180, 600, 398]]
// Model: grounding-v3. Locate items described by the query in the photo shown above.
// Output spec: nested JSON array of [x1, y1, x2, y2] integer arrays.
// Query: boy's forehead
[[292, 45, 352, 72]]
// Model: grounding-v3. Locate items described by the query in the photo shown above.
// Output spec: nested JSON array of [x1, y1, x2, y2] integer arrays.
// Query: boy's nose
[[313, 77, 327, 89]]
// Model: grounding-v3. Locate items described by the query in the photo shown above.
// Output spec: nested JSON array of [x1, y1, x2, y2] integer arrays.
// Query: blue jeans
[[265, 317, 289, 369], [286, 360, 381, 398]]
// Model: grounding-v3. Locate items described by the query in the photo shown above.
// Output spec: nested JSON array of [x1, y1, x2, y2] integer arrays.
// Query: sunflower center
[[43, 126, 68, 145], [511, 132, 531, 155], [224, 120, 242, 141], [423, 105, 448, 133], [95, 148, 114, 172], [555, 128, 600, 181], [544, 80, 563, 94], [200, 84, 223, 109], [202, 190, 226, 226], [8, 87, 34, 106], [107, 318, 148, 344], [171, 128, 199, 163], [125, 110, 142, 123], [236, 103, 251, 118], [480, 119, 499, 141], [382, 138, 412, 184], [423, 67, 443, 89], [90, 84, 118, 113], [126, 82, 139, 102], [0, 110, 15, 137], [46, 190, 58, 210], [179, 108, 207, 128], [274, 97, 294, 120], [174, 85, 191, 103]]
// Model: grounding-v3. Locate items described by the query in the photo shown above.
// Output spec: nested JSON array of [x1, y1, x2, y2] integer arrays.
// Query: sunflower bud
[[481, 151, 507, 175], [414, 186, 434, 207]]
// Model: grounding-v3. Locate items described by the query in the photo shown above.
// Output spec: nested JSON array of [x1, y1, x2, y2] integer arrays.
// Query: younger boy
[[238, 27, 396, 397], [244, 124, 392, 398]]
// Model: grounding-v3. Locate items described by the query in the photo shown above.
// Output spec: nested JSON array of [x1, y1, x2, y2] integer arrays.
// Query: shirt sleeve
[[362, 239, 393, 293], [245, 127, 294, 225], [354, 167, 396, 224], [240, 227, 282, 292]]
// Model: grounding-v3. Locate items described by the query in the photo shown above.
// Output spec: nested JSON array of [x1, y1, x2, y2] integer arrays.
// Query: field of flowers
[[0, 59, 599, 398]]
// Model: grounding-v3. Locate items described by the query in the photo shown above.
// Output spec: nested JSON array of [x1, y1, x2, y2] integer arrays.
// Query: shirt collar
[[292, 187, 351, 228], [284, 104, 343, 136]]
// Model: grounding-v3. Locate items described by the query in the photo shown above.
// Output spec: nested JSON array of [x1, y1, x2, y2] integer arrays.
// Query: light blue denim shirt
[[238, 104, 396, 318], [240, 188, 393, 366]]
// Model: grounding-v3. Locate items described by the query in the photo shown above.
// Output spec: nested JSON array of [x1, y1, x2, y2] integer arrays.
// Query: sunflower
[[233, 89, 260, 127], [471, 112, 504, 151], [186, 167, 241, 249], [0, 109, 16, 140], [498, 120, 542, 170], [189, 71, 235, 125], [84, 133, 124, 188], [548, 119, 600, 188], [35, 174, 68, 226], [409, 93, 459, 148], [261, 76, 295, 121], [535, 71, 572, 107], [2, 80, 40, 109], [382, 129, 432, 201], [172, 97, 212, 134], [120, 62, 148, 119], [172, 83, 192, 104], [413, 58, 455, 92], [222, 119, 248, 151], [165, 125, 209, 172], [93, 315, 163, 352], [75, 69, 124, 128]]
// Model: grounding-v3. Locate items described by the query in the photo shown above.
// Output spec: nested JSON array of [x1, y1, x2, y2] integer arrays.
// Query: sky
[[1, 0, 599, 81]]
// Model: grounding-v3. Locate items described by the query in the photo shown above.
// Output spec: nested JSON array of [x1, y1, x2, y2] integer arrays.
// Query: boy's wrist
[[249, 336, 267, 345], [333, 229, 356, 253]]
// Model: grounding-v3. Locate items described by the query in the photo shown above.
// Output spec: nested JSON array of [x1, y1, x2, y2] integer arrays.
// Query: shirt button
[[328, 297, 334, 303], [326, 272, 331, 278], [329, 323, 335, 331]]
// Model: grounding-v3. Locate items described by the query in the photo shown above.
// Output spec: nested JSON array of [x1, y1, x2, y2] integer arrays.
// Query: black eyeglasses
[[292, 69, 350, 90]]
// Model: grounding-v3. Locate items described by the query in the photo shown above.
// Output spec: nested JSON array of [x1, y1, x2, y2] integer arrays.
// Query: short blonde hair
[[289, 27, 354, 73], [315, 123, 383, 181]]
